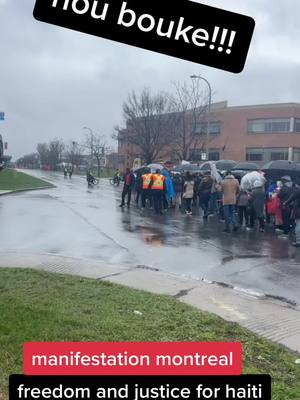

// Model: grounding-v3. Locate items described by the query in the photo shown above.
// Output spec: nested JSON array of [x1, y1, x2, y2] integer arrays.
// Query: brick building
[[118, 101, 300, 169]]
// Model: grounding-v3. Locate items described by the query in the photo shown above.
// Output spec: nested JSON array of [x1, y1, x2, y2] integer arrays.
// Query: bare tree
[[0, 134, 3, 159], [48, 139, 65, 171], [119, 88, 173, 164], [37, 140, 64, 170], [85, 132, 109, 177], [16, 153, 40, 169], [65, 141, 83, 170], [168, 80, 210, 161], [37, 143, 49, 167]]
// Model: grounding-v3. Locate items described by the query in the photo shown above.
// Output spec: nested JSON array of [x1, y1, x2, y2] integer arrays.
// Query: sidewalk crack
[[174, 287, 195, 299]]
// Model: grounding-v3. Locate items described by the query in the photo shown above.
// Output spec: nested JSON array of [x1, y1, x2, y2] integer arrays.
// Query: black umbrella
[[200, 162, 212, 171], [262, 160, 300, 180], [231, 170, 247, 183], [174, 163, 200, 172], [232, 162, 259, 171], [133, 166, 148, 176], [231, 170, 247, 178], [215, 160, 237, 171], [263, 160, 297, 170]]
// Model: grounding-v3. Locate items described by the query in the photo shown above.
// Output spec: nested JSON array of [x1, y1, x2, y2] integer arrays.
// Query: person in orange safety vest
[[149, 169, 166, 214], [141, 168, 153, 209]]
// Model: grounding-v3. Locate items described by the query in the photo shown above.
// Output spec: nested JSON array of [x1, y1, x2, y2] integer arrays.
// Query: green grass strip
[[0, 268, 299, 399], [0, 169, 52, 191]]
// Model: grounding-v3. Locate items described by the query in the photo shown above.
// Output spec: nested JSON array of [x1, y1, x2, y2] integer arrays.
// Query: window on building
[[246, 153, 263, 162], [189, 149, 202, 161], [293, 148, 300, 162], [270, 151, 288, 161], [208, 151, 220, 161], [194, 121, 221, 135], [246, 147, 289, 163], [248, 118, 290, 133], [295, 118, 300, 132]]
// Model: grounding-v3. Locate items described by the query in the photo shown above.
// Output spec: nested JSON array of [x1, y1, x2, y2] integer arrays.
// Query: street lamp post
[[190, 74, 212, 161]]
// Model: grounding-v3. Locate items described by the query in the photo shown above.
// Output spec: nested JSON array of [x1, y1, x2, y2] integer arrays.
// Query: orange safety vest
[[142, 173, 152, 190], [151, 174, 165, 190]]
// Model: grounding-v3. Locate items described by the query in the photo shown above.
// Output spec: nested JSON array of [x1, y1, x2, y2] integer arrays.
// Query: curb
[[0, 185, 55, 196], [0, 251, 299, 354]]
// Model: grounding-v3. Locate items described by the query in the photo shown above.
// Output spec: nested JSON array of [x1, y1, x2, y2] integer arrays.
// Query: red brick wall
[[118, 103, 300, 168], [210, 105, 300, 161]]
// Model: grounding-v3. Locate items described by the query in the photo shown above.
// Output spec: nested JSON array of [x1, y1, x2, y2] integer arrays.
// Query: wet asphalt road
[[1, 170, 300, 305]]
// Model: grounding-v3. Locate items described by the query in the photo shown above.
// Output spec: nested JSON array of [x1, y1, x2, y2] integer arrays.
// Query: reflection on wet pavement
[[0, 170, 299, 304]]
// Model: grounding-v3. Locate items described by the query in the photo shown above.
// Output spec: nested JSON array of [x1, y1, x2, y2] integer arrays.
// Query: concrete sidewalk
[[0, 251, 299, 354]]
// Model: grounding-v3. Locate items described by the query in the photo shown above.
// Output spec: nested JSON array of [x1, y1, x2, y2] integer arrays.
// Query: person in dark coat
[[277, 175, 293, 237], [134, 172, 143, 206], [247, 180, 265, 232], [120, 168, 135, 207], [172, 173, 183, 209], [193, 173, 201, 207], [198, 172, 213, 219], [284, 178, 300, 246], [237, 189, 249, 227]]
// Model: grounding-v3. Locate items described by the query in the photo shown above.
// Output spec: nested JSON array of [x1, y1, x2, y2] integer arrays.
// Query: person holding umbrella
[[198, 171, 213, 219], [277, 176, 293, 238], [284, 177, 300, 247], [172, 173, 184, 209], [217, 170, 240, 233], [247, 180, 266, 232]]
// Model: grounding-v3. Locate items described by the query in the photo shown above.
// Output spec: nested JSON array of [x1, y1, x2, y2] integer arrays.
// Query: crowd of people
[[118, 166, 300, 247]]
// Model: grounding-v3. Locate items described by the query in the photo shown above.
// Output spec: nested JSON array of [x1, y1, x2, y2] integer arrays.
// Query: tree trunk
[[97, 159, 101, 178], [145, 155, 153, 165]]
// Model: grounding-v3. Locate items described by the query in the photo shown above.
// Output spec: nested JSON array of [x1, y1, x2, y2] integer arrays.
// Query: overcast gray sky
[[0, 0, 300, 159]]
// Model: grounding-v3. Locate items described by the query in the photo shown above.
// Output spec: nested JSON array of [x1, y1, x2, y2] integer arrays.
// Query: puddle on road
[[88, 205, 100, 210], [49, 249, 62, 254], [26, 194, 56, 200], [222, 254, 269, 265]]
